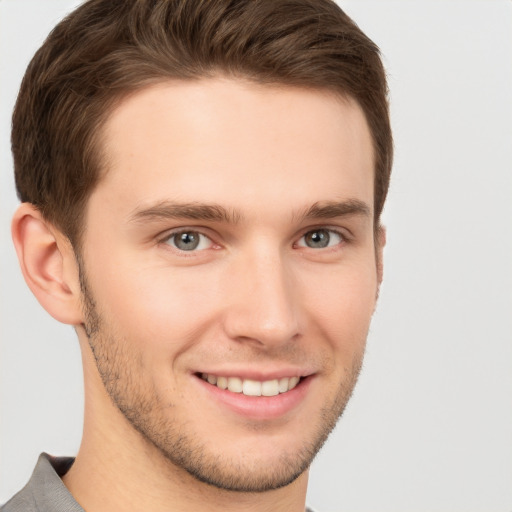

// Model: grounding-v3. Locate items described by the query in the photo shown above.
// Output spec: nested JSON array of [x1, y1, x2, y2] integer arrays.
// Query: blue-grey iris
[[174, 232, 200, 251], [304, 229, 330, 248]]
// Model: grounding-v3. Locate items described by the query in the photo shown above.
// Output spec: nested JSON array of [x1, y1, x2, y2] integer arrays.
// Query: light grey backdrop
[[1, 1, 511, 511]]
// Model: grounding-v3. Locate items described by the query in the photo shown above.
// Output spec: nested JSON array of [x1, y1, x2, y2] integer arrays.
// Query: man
[[2, 0, 392, 511]]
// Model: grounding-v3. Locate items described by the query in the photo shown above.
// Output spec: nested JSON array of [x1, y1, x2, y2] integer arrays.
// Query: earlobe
[[11, 203, 84, 325]]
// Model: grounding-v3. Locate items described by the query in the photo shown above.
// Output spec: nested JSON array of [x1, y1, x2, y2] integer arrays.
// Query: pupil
[[307, 230, 329, 248], [175, 232, 199, 250]]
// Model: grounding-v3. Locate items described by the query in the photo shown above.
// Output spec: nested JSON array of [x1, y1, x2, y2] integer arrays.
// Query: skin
[[12, 78, 384, 512]]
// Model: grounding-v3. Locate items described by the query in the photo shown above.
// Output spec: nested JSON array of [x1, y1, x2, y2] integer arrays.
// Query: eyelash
[[158, 227, 349, 254], [159, 229, 218, 253], [294, 228, 347, 250]]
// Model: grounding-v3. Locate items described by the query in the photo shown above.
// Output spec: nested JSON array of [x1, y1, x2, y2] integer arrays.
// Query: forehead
[[93, 78, 374, 219]]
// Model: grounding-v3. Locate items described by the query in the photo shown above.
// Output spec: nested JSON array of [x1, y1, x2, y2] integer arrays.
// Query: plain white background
[[1, 1, 511, 511]]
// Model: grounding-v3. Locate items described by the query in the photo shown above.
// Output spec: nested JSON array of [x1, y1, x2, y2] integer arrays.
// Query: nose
[[222, 246, 301, 348]]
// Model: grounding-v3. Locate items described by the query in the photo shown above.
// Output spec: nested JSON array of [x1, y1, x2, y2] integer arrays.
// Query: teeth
[[261, 379, 279, 397], [217, 376, 228, 390], [201, 374, 301, 396], [227, 377, 243, 393], [289, 376, 300, 389], [278, 377, 289, 393], [243, 379, 261, 396]]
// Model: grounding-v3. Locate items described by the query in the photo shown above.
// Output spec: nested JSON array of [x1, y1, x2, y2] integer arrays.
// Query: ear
[[376, 225, 386, 286], [11, 203, 84, 325]]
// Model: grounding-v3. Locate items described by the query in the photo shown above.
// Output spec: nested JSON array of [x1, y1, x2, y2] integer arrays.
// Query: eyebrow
[[295, 199, 372, 222], [128, 198, 371, 225], [128, 201, 242, 224]]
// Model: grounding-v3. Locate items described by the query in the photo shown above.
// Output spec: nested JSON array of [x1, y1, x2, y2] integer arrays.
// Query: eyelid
[[296, 225, 351, 244], [297, 229, 339, 248], [157, 227, 219, 252], [154, 224, 351, 252]]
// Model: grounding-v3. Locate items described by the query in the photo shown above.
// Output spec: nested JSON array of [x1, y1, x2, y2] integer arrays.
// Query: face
[[78, 78, 380, 492]]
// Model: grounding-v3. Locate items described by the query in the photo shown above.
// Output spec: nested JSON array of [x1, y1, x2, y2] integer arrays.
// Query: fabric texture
[[1, 454, 83, 512], [1, 454, 317, 512]]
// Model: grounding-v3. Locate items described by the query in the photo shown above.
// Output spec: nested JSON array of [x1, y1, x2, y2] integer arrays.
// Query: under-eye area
[[197, 373, 304, 397]]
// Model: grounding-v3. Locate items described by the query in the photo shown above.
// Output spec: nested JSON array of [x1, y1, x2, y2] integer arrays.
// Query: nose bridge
[[224, 242, 300, 346]]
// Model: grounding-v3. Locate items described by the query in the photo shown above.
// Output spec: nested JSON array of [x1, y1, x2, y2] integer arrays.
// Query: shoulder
[[1, 454, 81, 512], [1, 485, 37, 512]]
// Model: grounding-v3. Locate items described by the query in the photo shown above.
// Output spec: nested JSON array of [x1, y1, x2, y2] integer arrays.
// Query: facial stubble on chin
[[77, 262, 365, 493]]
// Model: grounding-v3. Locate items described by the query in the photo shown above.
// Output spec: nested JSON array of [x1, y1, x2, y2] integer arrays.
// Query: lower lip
[[194, 375, 313, 421]]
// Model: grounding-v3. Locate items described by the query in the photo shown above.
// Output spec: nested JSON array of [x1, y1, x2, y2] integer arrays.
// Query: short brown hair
[[12, 0, 392, 247]]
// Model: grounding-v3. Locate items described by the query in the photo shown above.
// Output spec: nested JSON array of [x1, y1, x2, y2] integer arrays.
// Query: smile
[[200, 373, 301, 397]]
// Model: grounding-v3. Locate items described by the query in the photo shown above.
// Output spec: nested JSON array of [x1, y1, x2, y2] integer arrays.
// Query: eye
[[297, 229, 343, 249], [164, 231, 213, 251]]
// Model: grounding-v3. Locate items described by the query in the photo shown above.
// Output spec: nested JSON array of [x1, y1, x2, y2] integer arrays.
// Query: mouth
[[198, 373, 301, 397], [194, 371, 313, 420]]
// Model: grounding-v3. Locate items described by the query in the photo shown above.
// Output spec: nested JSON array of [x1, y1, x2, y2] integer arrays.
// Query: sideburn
[[75, 251, 101, 338]]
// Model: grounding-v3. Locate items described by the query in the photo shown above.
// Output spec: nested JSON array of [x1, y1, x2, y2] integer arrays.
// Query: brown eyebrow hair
[[296, 199, 372, 222], [129, 199, 370, 225], [129, 201, 242, 224]]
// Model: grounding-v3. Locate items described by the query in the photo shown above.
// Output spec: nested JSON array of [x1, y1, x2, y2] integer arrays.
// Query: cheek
[[90, 260, 225, 351], [299, 260, 378, 349], [87, 243, 378, 362]]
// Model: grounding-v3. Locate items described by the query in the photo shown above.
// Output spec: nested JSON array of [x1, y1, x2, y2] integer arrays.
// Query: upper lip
[[193, 368, 314, 381]]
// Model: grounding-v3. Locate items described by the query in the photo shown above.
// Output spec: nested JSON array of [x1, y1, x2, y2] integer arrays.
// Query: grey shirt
[[1, 454, 83, 512], [1, 454, 317, 512]]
